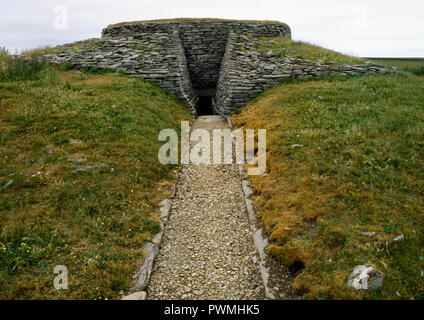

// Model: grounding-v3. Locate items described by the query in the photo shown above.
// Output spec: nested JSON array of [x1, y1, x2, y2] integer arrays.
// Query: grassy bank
[[232, 74, 424, 299], [255, 37, 364, 65], [0, 53, 191, 299]]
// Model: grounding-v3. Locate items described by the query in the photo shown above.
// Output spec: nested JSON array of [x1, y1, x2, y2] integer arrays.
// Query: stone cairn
[[44, 19, 395, 115]]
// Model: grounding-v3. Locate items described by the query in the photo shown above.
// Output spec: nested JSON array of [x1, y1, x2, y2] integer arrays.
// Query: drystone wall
[[44, 20, 394, 115], [45, 31, 198, 113], [103, 21, 291, 94], [214, 33, 395, 114]]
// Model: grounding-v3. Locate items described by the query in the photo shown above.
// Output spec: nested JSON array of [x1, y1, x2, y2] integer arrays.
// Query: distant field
[[366, 58, 424, 75]]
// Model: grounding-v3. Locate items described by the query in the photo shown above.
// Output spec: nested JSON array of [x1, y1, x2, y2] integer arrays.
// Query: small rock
[[317, 96, 325, 100], [240, 35, 250, 42], [359, 231, 376, 237], [69, 138, 83, 145], [71, 165, 103, 172], [44, 146, 55, 156], [254, 286, 263, 294], [390, 234, 404, 243], [347, 265, 384, 290], [67, 158, 87, 163], [31, 171, 41, 177], [121, 291, 146, 300], [133, 242, 158, 291], [291, 144, 303, 149], [193, 289, 204, 295], [2, 179, 13, 189]]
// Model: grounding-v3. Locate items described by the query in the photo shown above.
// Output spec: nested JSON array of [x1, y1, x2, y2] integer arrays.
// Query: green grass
[[0, 55, 191, 299], [0, 47, 50, 82], [232, 74, 424, 299], [254, 37, 364, 65], [367, 58, 424, 76], [20, 40, 103, 59]]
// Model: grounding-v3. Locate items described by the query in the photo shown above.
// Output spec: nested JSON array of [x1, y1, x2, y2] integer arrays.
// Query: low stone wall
[[44, 31, 198, 114], [214, 33, 395, 114]]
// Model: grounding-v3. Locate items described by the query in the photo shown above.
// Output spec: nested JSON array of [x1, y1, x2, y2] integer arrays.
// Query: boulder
[[347, 265, 384, 290]]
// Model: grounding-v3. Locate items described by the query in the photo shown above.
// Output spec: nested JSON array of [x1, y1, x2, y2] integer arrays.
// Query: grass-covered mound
[[108, 18, 288, 28], [232, 74, 424, 299], [255, 36, 364, 65], [0, 52, 191, 299]]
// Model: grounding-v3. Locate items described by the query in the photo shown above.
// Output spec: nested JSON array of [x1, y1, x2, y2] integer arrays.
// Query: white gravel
[[147, 116, 264, 300]]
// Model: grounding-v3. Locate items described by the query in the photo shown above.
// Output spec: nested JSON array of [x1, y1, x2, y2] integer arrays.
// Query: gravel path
[[147, 115, 264, 300]]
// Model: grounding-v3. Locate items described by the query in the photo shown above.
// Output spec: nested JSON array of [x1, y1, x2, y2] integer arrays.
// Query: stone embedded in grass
[[44, 146, 55, 156], [121, 291, 146, 300], [159, 198, 171, 223], [2, 179, 13, 189], [389, 234, 404, 244], [358, 231, 377, 237], [347, 265, 384, 290], [290, 144, 304, 148], [133, 242, 158, 291], [67, 158, 87, 163], [69, 138, 83, 145], [31, 171, 41, 177], [71, 165, 103, 171]]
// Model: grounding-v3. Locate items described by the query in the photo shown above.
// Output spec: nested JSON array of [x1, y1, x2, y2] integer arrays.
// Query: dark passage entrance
[[196, 96, 214, 115]]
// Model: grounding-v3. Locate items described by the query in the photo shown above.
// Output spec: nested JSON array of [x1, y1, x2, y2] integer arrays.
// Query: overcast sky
[[1, 0, 423, 57]]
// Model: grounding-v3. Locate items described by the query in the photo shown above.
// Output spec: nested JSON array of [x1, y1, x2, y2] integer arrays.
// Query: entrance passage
[[196, 96, 214, 115]]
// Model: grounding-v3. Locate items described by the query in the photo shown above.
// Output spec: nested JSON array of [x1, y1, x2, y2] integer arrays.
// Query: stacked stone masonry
[[43, 20, 395, 115], [214, 32, 395, 114]]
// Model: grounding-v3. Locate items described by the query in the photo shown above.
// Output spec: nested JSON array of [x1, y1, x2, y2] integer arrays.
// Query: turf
[[254, 37, 364, 65], [232, 74, 424, 299], [0, 61, 191, 299]]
